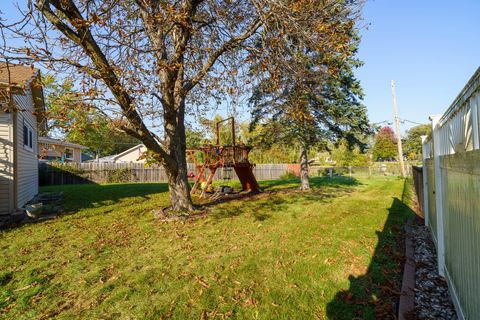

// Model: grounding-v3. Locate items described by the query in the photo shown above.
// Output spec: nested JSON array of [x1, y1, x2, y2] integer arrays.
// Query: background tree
[[44, 76, 139, 157], [1, 0, 364, 210], [331, 139, 370, 167], [372, 126, 397, 161], [403, 123, 431, 160], [185, 128, 204, 149]]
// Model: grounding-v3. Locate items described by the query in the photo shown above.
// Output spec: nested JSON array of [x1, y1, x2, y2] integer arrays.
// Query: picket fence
[[420, 66, 480, 319]]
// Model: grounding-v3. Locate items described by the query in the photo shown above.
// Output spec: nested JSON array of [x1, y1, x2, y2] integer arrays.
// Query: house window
[[64, 148, 74, 161], [23, 123, 34, 151]]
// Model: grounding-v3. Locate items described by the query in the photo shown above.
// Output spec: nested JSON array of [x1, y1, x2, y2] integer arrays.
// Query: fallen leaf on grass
[[196, 276, 210, 289], [244, 297, 256, 307], [14, 281, 38, 292]]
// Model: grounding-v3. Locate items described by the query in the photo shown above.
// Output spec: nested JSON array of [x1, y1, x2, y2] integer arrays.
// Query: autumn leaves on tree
[[2, 0, 366, 210]]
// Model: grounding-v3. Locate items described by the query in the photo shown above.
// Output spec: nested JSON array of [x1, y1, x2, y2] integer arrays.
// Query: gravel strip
[[412, 222, 457, 319]]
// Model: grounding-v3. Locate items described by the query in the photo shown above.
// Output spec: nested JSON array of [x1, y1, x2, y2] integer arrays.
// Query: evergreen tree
[[249, 2, 370, 189]]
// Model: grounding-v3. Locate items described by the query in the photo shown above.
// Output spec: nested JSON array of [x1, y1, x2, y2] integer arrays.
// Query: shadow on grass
[[37, 176, 359, 222], [41, 182, 170, 213], [207, 176, 361, 221], [326, 179, 416, 319]]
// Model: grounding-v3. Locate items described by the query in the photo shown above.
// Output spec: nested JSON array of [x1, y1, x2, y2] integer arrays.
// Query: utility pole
[[390, 80, 406, 177]]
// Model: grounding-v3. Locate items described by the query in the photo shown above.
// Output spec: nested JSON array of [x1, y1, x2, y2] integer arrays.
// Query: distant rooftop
[[38, 137, 88, 150], [0, 62, 39, 86]]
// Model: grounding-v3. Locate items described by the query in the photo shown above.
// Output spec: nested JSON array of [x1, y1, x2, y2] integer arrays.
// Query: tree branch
[[36, 0, 176, 169], [183, 18, 262, 93]]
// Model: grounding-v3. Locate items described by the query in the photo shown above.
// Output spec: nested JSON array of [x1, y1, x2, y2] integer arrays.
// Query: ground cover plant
[[0, 176, 415, 319]]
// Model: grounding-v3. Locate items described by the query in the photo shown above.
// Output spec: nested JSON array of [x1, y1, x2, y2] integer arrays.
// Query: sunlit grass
[[0, 176, 413, 319]]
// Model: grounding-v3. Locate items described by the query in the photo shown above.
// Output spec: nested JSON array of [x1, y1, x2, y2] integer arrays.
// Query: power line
[[399, 118, 424, 126]]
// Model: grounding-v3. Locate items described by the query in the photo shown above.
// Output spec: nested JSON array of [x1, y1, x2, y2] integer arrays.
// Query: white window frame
[[64, 147, 74, 161], [22, 120, 34, 152]]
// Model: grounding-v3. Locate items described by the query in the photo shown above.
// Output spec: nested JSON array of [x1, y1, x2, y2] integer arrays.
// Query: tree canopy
[[372, 126, 397, 161], [43, 76, 139, 157], [403, 123, 431, 160]]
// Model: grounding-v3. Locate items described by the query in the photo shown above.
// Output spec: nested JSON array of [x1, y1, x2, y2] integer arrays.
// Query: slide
[[234, 164, 261, 193]]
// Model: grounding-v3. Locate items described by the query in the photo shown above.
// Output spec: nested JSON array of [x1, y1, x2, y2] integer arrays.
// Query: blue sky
[[357, 0, 480, 133], [2, 1, 480, 135]]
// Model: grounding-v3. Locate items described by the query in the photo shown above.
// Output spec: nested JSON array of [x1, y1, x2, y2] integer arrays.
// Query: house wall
[[13, 91, 38, 208], [115, 145, 147, 163], [39, 143, 82, 163], [73, 148, 81, 163], [0, 111, 14, 215]]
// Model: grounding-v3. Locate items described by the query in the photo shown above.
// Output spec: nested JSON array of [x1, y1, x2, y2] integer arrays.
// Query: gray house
[[0, 63, 45, 215]]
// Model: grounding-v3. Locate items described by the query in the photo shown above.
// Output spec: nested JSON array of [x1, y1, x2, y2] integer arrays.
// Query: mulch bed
[[411, 218, 457, 319]]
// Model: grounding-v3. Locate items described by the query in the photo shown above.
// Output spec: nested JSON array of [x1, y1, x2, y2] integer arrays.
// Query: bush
[[106, 168, 134, 183], [47, 161, 85, 175], [280, 170, 298, 180]]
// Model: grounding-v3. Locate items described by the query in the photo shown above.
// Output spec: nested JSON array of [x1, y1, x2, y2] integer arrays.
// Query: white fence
[[421, 66, 480, 320]]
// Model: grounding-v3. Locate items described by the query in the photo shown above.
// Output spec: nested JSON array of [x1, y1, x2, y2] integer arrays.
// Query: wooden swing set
[[187, 117, 260, 197]]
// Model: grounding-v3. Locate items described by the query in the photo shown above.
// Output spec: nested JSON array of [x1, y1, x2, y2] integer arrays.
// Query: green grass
[[0, 176, 415, 319]]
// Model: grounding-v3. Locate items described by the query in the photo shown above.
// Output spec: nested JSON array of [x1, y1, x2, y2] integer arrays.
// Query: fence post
[[329, 168, 333, 178], [471, 93, 479, 149], [368, 166, 371, 177], [431, 115, 446, 276], [348, 166, 352, 178], [421, 136, 429, 227]]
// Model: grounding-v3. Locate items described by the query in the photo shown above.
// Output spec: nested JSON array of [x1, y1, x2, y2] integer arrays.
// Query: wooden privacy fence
[[411, 165, 424, 216], [39, 161, 406, 186], [39, 162, 298, 186], [420, 66, 480, 319]]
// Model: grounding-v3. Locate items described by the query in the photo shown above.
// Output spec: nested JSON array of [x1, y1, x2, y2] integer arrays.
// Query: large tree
[[249, 3, 369, 190], [2, 0, 364, 210]]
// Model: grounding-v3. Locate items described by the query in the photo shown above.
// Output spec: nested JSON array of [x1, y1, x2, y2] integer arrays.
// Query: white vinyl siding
[[0, 111, 14, 215], [13, 92, 38, 208]]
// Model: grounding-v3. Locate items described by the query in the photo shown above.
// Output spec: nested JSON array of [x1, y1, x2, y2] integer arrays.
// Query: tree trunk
[[162, 95, 195, 211], [166, 158, 194, 212], [299, 145, 310, 190]]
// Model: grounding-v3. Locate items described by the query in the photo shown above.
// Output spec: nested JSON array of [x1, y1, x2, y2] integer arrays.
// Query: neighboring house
[[38, 137, 88, 163], [98, 144, 147, 163], [94, 154, 116, 163], [0, 62, 46, 215]]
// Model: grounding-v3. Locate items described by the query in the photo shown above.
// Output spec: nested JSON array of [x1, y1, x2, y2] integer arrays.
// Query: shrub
[[47, 161, 85, 175], [280, 170, 298, 180], [106, 168, 134, 183]]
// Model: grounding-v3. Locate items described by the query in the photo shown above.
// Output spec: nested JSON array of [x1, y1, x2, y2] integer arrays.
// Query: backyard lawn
[[0, 176, 415, 319]]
